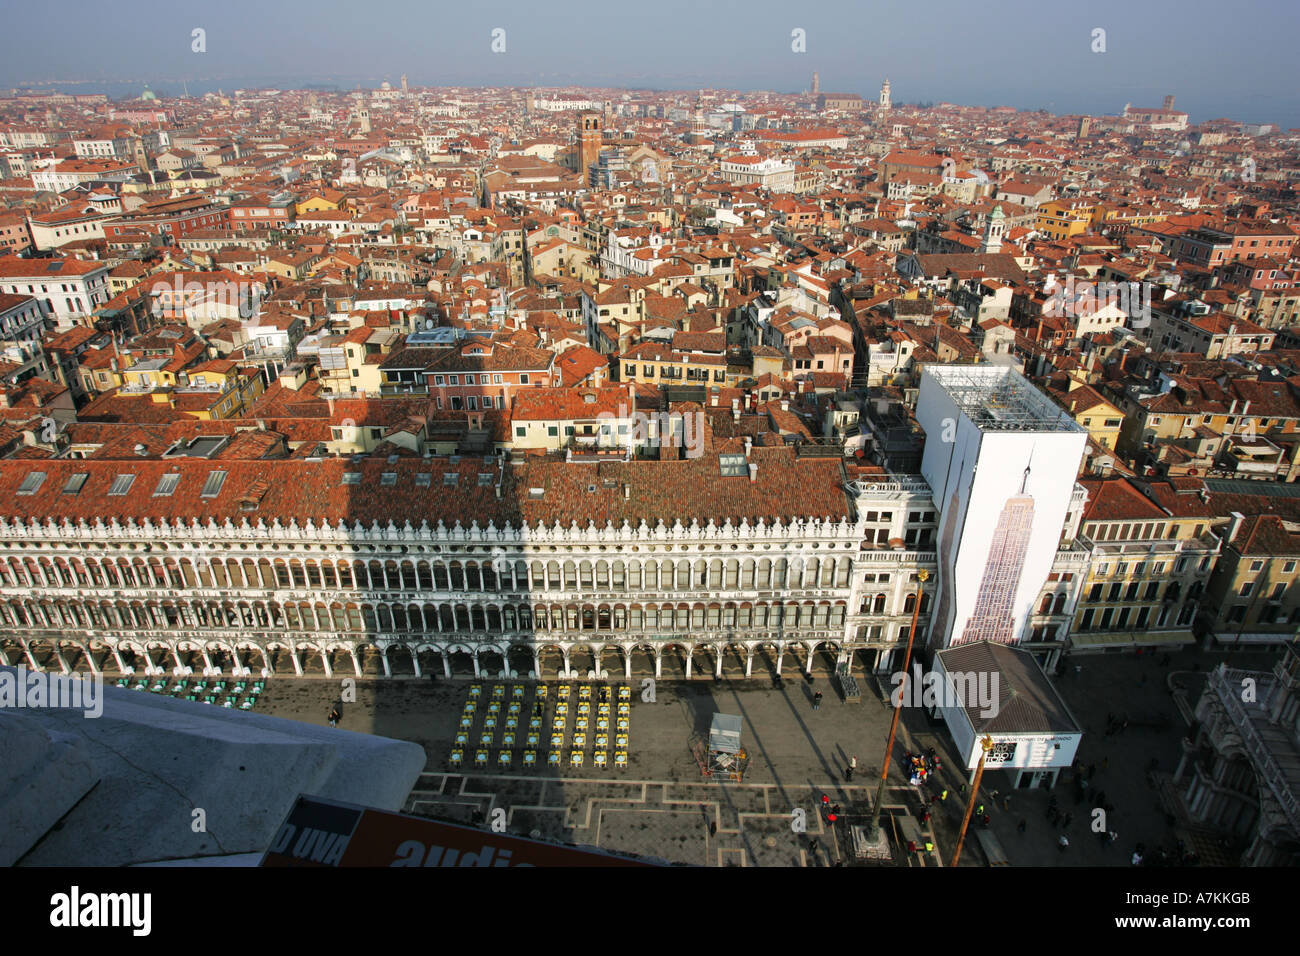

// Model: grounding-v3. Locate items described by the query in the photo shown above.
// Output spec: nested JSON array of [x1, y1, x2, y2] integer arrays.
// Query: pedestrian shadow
[[775, 686, 840, 783]]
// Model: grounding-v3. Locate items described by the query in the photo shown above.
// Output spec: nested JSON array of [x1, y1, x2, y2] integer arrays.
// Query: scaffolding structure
[[928, 365, 1082, 433], [692, 714, 750, 781]]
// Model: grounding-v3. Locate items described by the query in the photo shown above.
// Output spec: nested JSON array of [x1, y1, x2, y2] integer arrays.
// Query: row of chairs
[[117, 676, 266, 711], [449, 748, 630, 770], [452, 681, 635, 769]]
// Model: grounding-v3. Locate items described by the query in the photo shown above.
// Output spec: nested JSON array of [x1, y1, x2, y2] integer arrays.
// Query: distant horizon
[[1, 0, 1297, 129], [5, 77, 1293, 132]]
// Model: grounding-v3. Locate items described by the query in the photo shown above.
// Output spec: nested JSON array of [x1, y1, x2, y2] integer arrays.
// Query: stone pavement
[[403, 773, 941, 866], [258, 672, 956, 865], [254, 645, 1268, 866]]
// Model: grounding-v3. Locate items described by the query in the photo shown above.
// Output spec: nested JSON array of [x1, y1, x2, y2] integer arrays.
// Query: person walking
[[813, 691, 823, 711], [1058, 834, 1069, 853], [940, 789, 948, 802], [1002, 796, 1011, 812], [845, 763, 854, 782]]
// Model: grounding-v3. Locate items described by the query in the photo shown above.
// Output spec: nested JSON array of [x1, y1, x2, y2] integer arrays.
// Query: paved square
[[255, 648, 1251, 866]]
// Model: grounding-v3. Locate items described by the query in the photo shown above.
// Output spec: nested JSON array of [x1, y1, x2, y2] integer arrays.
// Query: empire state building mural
[[956, 462, 1036, 646]]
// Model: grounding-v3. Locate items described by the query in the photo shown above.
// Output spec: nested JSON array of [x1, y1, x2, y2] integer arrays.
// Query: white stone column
[[289, 648, 304, 677], [22, 641, 41, 671], [532, 653, 541, 679], [624, 649, 632, 679], [441, 652, 451, 678], [350, 648, 362, 678], [320, 648, 334, 678], [775, 646, 785, 675], [714, 647, 723, 678], [0, 646, 9, 667], [52, 645, 72, 675], [111, 646, 127, 674], [411, 648, 422, 679], [745, 649, 754, 678], [381, 648, 392, 678], [82, 644, 101, 675], [472, 654, 481, 678], [685, 650, 693, 679], [200, 646, 215, 674], [805, 647, 815, 676], [231, 646, 243, 674], [654, 651, 662, 679]]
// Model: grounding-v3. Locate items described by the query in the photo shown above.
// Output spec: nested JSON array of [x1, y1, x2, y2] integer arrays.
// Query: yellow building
[[1200, 514, 1300, 643], [618, 341, 726, 386], [1089, 203, 1166, 234], [143, 360, 265, 420], [294, 190, 345, 215], [1071, 476, 1222, 652], [1035, 200, 1095, 241], [1050, 379, 1125, 451]]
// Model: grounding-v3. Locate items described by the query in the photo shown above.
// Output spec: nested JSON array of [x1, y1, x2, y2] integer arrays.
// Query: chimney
[[0, 393, 9, 409], [748, 462, 758, 482], [731, 398, 740, 422], [1225, 511, 1245, 544], [781, 399, 789, 412], [744, 436, 752, 458], [623, 482, 630, 499]]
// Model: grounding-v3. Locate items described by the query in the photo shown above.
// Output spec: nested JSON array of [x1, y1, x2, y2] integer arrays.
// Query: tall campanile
[[577, 112, 602, 176]]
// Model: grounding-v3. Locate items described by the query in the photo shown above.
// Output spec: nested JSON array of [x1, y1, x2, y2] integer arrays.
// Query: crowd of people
[[904, 747, 940, 786]]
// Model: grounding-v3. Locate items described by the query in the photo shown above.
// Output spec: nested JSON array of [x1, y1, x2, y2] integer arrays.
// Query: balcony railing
[[1208, 664, 1300, 836]]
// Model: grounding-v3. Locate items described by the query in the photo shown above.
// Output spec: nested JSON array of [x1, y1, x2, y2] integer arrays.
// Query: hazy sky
[[2, 0, 1297, 127]]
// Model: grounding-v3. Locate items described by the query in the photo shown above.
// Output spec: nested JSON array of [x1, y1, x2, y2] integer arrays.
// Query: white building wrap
[[917, 366, 1088, 649]]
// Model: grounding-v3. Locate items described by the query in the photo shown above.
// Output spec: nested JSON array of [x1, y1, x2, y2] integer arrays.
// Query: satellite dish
[[425, 317, 433, 330]]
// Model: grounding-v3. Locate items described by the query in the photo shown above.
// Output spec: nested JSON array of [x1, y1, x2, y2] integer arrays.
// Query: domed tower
[[979, 203, 1006, 255]]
